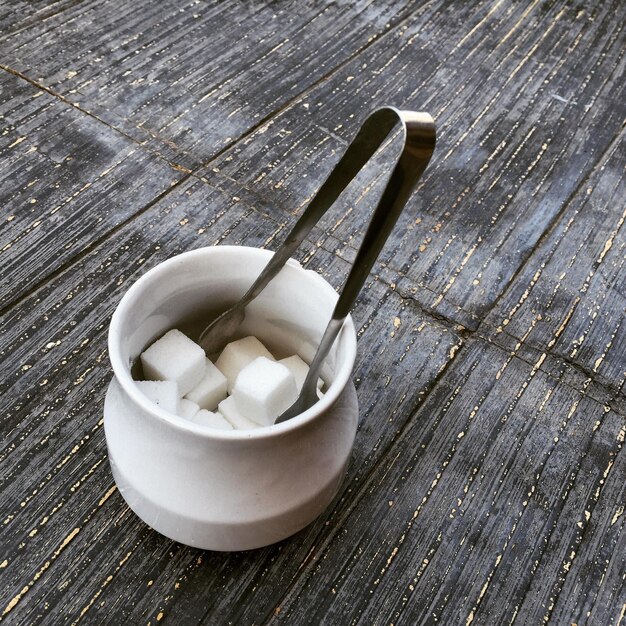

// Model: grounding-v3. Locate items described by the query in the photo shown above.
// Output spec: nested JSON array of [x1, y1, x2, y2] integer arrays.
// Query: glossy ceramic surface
[[104, 246, 358, 551]]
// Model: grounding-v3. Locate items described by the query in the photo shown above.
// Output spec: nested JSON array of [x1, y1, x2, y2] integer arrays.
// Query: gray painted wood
[[206, 0, 625, 331], [0, 0, 423, 168], [270, 340, 625, 626], [0, 0, 78, 35], [0, 70, 184, 309], [0, 176, 461, 625], [484, 132, 626, 395], [1, 0, 625, 624]]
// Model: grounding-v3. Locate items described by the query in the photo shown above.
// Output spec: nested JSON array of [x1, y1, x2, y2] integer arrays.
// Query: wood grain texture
[[0, 0, 79, 35], [1, 0, 625, 624], [0, 0, 424, 168], [0, 175, 461, 625], [0, 70, 183, 309], [269, 340, 626, 626], [484, 132, 626, 396], [206, 0, 625, 331]]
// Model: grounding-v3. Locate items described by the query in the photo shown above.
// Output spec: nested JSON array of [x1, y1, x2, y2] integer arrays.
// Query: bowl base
[[104, 378, 358, 551]]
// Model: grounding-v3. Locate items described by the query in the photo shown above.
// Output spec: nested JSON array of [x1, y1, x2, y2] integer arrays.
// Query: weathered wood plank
[[0, 0, 78, 35], [483, 131, 626, 396], [0, 175, 461, 624], [0, 70, 184, 309], [0, 0, 443, 307], [1, 0, 427, 168], [516, 417, 626, 625], [2, 2, 625, 625], [206, 0, 625, 331], [469, 325, 626, 416], [267, 340, 626, 625]]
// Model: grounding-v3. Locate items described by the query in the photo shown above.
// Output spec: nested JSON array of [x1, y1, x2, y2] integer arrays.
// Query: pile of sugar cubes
[[134, 329, 322, 430]]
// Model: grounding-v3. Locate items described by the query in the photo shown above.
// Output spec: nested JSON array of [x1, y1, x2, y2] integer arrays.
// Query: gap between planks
[[291, 225, 626, 408], [256, 331, 626, 626], [0, 64, 194, 174], [0, 0, 427, 311]]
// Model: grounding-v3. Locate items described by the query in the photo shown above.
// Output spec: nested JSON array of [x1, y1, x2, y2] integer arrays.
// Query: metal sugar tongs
[[199, 106, 436, 423]]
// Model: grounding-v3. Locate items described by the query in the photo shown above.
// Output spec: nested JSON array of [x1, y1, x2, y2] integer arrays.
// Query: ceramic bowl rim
[[108, 245, 357, 441]]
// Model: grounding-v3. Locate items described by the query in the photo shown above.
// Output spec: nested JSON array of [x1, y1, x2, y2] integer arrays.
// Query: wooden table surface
[[1, 1, 625, 624]]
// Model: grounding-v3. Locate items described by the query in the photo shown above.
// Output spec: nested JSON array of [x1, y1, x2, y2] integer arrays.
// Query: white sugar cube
[[279, 355, 323, 392], [232, 357, 298, 426], [192, 409, 233, 430], [140, 329, 206, 396], [218, 396, 262, 430], [185, 358, 228, 411], [178, 398, 200, 421], [215, 336, 274, 392], [135, 380, 179, 414]]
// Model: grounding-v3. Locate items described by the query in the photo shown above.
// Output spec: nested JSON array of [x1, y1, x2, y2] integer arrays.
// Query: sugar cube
[[231, 357, 298, 426], [185, 358, 228, 411], [279, 355, 323, 392], [135, 380, 179, 414], [178, 398, 200, 421], [192, 409, 233, 430], [215, 336, 274, 392], [218, 396, 262, 430], [140, 329, 206, 396]]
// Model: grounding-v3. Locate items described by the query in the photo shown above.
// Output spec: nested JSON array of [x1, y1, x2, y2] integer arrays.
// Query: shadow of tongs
[[199, 106, 436, 422]]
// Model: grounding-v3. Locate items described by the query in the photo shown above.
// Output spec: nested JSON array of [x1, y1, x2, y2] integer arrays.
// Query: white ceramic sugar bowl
[[104, 246, 358, 551]]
